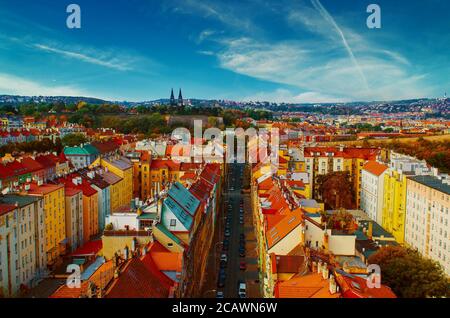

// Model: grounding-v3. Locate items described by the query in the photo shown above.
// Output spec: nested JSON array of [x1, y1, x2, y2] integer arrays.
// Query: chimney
[[368, 222, 373, 240], [329, 275, 337, 295]]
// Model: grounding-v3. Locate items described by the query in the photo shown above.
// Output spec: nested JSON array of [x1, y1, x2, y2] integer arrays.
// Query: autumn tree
[[316, 171, 355, 209], [320, 209, 356, 233], [368, 246, 450, 298]]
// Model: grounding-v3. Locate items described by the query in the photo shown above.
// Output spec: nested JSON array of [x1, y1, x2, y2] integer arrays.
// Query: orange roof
[[275, 273, 340, 298], [266, 209, 303, 249], [362, 161, 388, 176], [27, 182, 64, 195], [258, 177, 273, 191], [150, 159, 181, 171], [147, 241, 183, 272]]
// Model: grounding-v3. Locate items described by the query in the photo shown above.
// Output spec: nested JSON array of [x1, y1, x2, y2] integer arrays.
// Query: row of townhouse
[[251, 161, 397, 298], [360, 152, 450, 274], [0, 153, 70, 190], [0, 150, 134, 297], [99, 163, 222, 298]]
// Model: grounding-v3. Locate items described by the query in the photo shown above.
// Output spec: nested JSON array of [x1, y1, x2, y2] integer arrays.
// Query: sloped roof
[[163, 196, 193, 230], [106, 258, 171, 298], [168, 182, 200, 217], [362, 161, 388, 177], [275, 273, 340, 298], [266, 209, 303, 250], [21, 157, 45, 172], [64, 144, 99, 156], [91, 141, 119, 155]]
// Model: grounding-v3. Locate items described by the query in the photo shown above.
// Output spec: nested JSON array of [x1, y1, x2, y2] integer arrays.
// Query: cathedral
[[170, 88, 184, 106]]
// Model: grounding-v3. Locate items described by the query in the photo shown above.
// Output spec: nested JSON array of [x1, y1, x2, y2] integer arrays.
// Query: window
[[170, 219, 177, 227]]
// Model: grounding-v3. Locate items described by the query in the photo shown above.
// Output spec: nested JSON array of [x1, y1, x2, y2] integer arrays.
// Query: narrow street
[[200, 163, 261, 298]]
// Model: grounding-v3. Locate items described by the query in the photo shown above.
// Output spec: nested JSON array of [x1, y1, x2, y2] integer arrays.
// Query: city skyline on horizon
[[0, 0, 449, 103]]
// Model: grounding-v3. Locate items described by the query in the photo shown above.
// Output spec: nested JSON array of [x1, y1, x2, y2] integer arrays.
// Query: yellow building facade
[[382, 169, 407, 243], [28, 183, 66, 265]]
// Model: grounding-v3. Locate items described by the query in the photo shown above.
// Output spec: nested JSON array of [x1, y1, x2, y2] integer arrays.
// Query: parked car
[[239, 248, 245, 257], [239, 262, 247, 270], [216, 291, 224, 298], [225, 229, 231, 237], [240, 233, 245, 240], [220, 254, 228, 262], [238, 282, 246, 298]]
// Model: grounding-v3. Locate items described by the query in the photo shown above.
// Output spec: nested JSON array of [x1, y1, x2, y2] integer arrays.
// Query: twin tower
[[170, 88, 184, 107]]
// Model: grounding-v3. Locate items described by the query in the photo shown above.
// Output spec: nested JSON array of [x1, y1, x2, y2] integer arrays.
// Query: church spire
[[178, 88, 183, 106], [170, 88, 175, 106]]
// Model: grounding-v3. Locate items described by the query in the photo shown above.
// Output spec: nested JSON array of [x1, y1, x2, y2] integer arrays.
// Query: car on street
[[239, 248, 245, 257], [240, 233, 245, 240], [239, 217, 244, 224], [239, 262, 247, 270], [238, 282, 247, 298], [220, 254, 228, 262], [216, 291, 224, 298], [225, 229, 231, 237]]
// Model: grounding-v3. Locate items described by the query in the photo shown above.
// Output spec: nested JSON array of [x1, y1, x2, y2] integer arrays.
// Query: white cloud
[[202, 1, 434, 102], [33, 44, 135, 71], [0, 72, 87, 96], [242, 88, 348, 103]]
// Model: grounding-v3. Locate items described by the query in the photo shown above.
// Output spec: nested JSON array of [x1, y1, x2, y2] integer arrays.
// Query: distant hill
[[0, 95, 108, 105]]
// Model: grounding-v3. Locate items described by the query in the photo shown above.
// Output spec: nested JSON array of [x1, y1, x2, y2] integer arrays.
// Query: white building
[[360, 161, 388, 225]]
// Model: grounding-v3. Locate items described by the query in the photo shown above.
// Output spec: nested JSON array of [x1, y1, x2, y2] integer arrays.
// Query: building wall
[[65, 193, 83, 252], [382, 170, 407, 243], [0, 200, 45, 297], [82, 193, 99, 243], [405, 178, 450, 275], [361, 170, 386, 225], [327, 231, 356, 256], [101, 234, 153, 260]]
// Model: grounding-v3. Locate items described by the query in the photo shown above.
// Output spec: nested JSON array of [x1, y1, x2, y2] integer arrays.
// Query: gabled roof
[[103, 157, 132, 171], [168, 182, 200, 217], [106, 258, 171, 298], [91, 141, 120, 155], [163, 196, 193, 230], [64, 144, 99, 156], [275, 273, 340, 298], [0, 204, 16, 217], [150, 159, 181, 171], [266, 209, 303, 250], [334, 269, 396, 298], [21, 157, 45, 173], [362, 161, 388, 177]]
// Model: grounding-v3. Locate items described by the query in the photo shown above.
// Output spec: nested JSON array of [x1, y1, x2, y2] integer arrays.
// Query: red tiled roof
[[150, 159, 181, 171], [35, 154, 57, 168], [91, 141, 120, 154], [275, 273, 340, 298], [70, 240, 102, 257], [0, 164, 15, 179], [21, 157, 45, 173], [106, 258, 171, 298], [335, 270, 396, 298], [0, 204, 16, 216], [362, 161, 388, 177]]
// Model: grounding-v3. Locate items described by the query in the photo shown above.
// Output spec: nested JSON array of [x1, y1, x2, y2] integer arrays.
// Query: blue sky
[[0, 0, 448, 102]]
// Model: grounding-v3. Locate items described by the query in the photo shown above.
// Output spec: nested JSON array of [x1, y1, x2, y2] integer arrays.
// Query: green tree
[[61, 133, 87, 147], [368, 246, 450, 298]]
